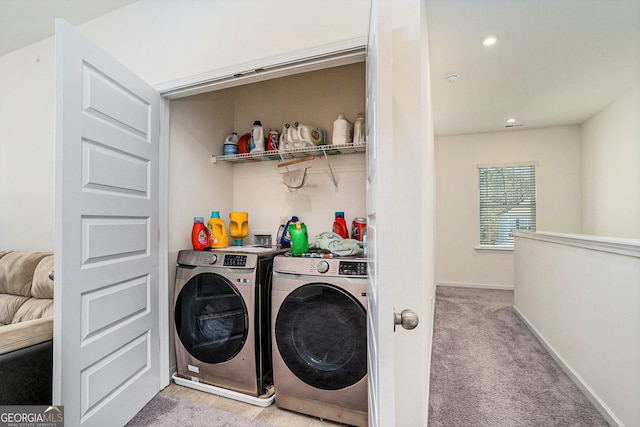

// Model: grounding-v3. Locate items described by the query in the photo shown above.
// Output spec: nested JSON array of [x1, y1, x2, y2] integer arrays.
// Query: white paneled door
[[366, 0, 395, 425], [367, 0, 433, 426], [54, 19, 161, 426]]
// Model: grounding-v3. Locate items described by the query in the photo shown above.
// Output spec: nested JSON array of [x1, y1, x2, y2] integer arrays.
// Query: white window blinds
[[479, 164, 536, 247]]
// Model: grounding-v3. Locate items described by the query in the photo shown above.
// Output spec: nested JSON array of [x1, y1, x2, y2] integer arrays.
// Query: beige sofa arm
[[0, 317, 53, 356]]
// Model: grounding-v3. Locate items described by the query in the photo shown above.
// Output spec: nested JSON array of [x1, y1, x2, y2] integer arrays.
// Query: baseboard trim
[[512, 305, 623, 427], [436, 281, 514, 291]]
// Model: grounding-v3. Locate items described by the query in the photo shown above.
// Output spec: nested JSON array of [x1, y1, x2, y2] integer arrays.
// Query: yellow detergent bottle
[[229, 211, 249, 246], [207, 211, 229, 248]]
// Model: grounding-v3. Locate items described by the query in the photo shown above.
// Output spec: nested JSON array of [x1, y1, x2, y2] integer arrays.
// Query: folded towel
[[309, 231, 364, 256]]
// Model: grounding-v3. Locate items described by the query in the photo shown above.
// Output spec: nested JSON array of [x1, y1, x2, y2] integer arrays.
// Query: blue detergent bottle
[[280, 216, 299, 248]]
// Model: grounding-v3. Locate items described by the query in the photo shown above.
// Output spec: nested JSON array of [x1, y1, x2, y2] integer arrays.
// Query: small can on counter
[[351, 217, 366, 241]]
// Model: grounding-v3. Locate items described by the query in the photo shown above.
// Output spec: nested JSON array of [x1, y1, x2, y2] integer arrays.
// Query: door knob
[[394, 309, 419, 331]]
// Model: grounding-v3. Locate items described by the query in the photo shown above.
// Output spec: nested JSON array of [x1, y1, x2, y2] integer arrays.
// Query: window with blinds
[[478, 164, 536, 247]]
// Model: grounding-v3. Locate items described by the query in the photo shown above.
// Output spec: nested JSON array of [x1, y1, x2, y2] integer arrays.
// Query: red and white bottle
[[333, 212, 349, 239], [191, 217, 210, 250]]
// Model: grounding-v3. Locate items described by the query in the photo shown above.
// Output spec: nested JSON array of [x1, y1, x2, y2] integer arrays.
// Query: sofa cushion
[[0, 295, 30, 325], [0, 252, 51, 297], [0, 251, 54, 325], [31, 255, 54, 299], [12, 299, 54, 323]]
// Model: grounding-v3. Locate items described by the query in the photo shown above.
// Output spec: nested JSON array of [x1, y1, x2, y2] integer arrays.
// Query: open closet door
[[367, 0, 433, 425], [54, 19, 161, 426], [366, 0, 395, 425]]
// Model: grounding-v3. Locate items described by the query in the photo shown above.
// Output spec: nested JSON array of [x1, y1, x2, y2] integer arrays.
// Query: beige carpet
[[428, 286, 609, 426]]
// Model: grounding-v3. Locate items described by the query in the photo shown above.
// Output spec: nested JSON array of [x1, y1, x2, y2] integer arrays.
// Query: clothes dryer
[[271, 255, 368, 426], [173, 248, 284, 405]]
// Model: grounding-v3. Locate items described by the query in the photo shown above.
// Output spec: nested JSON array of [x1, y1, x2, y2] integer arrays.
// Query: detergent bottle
[[332, 113, 353, 145], [288, 123, 301, 147], [223, 132, 239, 155], [229, 211, 249, 246], [296, 122, 325, 146], [191, 217, 210, 251], [250, 120, 265, 152], [333, 212, 349, 239], [289, 221, 309, 256], [279, 123, 291, 150], [207, 211, 229, 248], [280, 216, 299, 248]]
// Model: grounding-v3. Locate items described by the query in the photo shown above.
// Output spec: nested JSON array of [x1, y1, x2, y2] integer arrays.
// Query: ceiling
[[0, 0, 137, 56], [1, 0, 638, 137], [427, 0, 640, 136]]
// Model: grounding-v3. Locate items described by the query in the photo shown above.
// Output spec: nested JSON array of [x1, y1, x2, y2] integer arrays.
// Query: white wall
[[581, 85, 640, 239], [0, 0, 369, 251], [233, 156, 366, 240], [435, 126, 582, 288], [0, 40, 55, 251], [513, 232, 640, 427], [168, 90, 235, 255], [78, 0, 370, 87]]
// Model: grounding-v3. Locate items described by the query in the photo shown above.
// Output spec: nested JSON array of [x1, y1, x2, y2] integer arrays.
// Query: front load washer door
[[175, 273, 248, 364], [275, 283, 367, 390]]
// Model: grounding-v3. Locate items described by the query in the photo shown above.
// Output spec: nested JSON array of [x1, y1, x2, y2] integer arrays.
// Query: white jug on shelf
[[332, 113, 353, 145], [250, 120, 265, 152], [295, 122, 325, 147], [279, 123, 292, 151]]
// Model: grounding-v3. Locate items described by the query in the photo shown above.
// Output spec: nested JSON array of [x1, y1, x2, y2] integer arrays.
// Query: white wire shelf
[[211, 142, 366, 163]]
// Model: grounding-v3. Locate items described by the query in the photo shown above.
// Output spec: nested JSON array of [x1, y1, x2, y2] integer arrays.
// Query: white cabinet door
[[54, 19, 161, 426], [367, 0, 434, 425]]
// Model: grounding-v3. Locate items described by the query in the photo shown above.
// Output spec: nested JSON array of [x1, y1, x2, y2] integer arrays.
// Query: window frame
[[476, 162, 538, 251]]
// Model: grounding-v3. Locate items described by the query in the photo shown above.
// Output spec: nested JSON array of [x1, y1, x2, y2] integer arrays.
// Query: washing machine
[[271, 255, 368, 427], [173, 247, 284, 405]]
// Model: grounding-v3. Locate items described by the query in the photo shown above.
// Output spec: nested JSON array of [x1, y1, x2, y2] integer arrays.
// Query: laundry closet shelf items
[[210, 142, 366, 164]]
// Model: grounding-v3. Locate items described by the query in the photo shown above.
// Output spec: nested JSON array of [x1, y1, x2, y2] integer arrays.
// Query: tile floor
[[161, 382, 346, 427]]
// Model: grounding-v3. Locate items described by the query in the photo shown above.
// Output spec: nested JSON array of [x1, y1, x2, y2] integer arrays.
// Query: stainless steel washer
[[173, 248, 284, 401], [271, 255, 368, 426]]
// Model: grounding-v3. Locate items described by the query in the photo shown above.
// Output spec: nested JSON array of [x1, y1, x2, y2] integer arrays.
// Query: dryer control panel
[[223, 255, 247, 267], [177, 249, 258, 269]]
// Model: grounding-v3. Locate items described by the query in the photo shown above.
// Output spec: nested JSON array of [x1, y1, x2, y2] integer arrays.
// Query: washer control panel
[[273, 256, 367, 277], [339, 260, 368, 276]]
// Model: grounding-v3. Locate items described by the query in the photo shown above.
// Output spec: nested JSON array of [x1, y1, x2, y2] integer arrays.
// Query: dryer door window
[[175, 273, 248, 364], [275, 283, 366, 390]]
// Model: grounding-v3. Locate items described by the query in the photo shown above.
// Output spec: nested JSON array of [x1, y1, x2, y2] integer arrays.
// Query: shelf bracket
[[323, 150, 339, 192]]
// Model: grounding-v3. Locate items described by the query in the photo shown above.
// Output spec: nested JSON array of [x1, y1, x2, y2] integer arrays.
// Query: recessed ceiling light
[[482, 35, 499, 46], [506, 118, 516, 124]]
